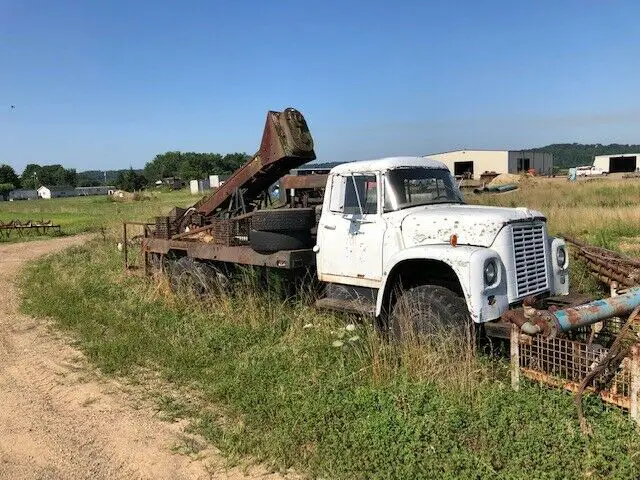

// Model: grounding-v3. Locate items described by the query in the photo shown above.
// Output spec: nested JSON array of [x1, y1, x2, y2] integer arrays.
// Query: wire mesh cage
[[204, 217, 251, 246], [511, 321, 640, 417], [154, 216, 173, 239]]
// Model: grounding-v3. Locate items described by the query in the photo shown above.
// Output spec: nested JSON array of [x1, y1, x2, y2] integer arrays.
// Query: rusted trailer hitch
[[504, 287, 640, 337]]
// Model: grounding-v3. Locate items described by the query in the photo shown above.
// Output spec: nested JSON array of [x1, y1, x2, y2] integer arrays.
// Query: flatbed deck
[[145, 237, 315, 270]]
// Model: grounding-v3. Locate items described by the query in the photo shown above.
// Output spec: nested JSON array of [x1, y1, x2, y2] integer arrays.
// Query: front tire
[[389, 285, 472, 342]]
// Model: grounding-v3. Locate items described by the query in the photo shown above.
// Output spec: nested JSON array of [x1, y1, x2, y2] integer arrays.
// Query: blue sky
[[1, 0, 640, 173]]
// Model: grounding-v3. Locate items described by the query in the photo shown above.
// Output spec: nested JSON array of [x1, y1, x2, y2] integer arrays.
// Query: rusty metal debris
[[575, 306, 640, 433], [564, 235, 640, 288], [0, 219, 61, 239]]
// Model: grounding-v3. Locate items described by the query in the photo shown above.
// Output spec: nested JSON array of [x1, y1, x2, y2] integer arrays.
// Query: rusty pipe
[[504, 288, 640, 337], [544, 287, 640, 335], [580, 251, 639, 276]]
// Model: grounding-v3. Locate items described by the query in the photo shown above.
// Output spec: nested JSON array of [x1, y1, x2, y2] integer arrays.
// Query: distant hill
[[531, 143, 640, 169], [307, 145, 640, 171]]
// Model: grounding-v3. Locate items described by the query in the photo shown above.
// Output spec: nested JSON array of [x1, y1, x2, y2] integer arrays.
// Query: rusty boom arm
[[196, 108, 316, 218]]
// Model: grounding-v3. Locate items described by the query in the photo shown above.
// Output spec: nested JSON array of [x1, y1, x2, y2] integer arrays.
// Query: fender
[[376, 244, 509, 323]]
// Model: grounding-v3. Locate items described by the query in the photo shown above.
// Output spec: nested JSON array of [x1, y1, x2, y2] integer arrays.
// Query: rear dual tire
[[168, 257, 227, 297]]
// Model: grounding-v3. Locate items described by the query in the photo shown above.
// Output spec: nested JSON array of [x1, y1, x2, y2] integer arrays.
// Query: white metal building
[[9, 189, 38, 201], [37, 185, 76, 199], [593, 153, 639, 173], [424, 150, 553, 179], [75, 185, 116, 196]]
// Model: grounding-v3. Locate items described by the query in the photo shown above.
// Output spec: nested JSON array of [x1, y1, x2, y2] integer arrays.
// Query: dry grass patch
[[467, 178, 640, 248]]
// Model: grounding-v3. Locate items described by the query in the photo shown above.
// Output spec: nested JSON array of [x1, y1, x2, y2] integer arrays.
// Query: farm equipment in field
[[0, 219, 61, 239]]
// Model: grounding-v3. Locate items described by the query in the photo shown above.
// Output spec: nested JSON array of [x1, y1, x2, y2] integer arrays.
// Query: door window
[[343, 175, 377, 214], [329, 175, 347, 213]]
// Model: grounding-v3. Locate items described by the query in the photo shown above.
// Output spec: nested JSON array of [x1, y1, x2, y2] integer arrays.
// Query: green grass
[[20, 240, 640, 479], [12, 178, 640, 477], [0, 189, 195, 242]]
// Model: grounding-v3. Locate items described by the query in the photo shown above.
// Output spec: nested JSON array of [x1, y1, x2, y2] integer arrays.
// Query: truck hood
[[398, 204, 545, 248]]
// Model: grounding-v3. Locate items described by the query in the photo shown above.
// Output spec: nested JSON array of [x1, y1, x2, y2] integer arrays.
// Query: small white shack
[[190, 175, 230, 194]]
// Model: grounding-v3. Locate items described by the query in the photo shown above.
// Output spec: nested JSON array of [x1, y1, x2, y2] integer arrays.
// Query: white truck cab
[[315, 157, 569, 329]]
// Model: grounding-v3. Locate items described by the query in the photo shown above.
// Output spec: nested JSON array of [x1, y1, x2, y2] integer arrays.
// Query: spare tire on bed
[[249, 229, 313, 253], [250, 208, 315, 232]]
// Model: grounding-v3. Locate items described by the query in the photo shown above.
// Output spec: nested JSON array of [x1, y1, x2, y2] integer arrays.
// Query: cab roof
[[329, 156, 449, 175]]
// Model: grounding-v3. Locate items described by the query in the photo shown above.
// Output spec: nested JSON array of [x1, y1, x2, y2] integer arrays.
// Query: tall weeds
[[19, 234, 640, 478]]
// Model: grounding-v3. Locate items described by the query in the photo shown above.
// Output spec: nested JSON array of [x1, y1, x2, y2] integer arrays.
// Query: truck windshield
[[384, 168, 464, 211]]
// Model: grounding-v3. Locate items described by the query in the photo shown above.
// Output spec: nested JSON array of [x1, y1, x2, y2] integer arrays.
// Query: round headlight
[[484, 260, 497, 285], [556, 245, 567, 267]]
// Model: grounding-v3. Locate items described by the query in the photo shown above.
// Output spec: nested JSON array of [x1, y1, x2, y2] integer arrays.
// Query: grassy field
[[0, 189, 195, 241], [17, 177, 640, 478], [467, 177, 640, 255]]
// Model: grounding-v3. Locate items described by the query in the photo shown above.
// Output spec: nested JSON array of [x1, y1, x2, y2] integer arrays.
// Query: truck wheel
[[390, 285, 472, 342], [251, 208, 316, 232], [168, 257, 227, 297], [249, 229, 312, 253]]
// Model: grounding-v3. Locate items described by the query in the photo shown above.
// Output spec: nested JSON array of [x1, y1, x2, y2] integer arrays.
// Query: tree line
[[0, 150, 250, 194], [143, 151, 249, 182], [0, 163, 78, 194]]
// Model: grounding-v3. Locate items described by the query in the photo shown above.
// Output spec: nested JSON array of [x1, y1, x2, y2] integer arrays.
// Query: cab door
[[316, 173, 386, 286]]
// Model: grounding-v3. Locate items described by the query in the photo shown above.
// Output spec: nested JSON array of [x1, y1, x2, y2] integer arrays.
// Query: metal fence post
[[123, 222, 128, 270], [511, 324, 520, 391], [630, 344, 640, 424]]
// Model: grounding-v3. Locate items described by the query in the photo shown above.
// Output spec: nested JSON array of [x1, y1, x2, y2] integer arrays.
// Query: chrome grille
[[512, 223, 549, 297]]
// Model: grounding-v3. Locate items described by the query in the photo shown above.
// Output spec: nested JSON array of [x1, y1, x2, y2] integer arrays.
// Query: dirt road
[[0, 237, 282, 480]]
